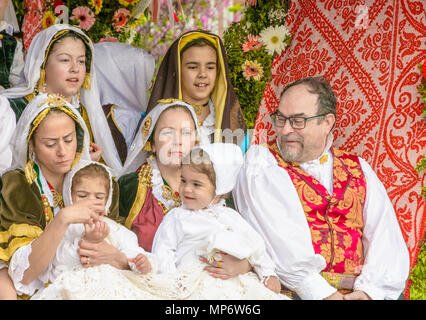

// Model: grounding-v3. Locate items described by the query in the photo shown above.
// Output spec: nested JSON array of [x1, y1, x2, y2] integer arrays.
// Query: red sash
[[268, 143, 366, 275]]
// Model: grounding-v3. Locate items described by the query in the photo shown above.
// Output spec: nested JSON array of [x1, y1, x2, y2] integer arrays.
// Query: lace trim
[[150, 158, 181, 211], [9, 242, 43, 296]]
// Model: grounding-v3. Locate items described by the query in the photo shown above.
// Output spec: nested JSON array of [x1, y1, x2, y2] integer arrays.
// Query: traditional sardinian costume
[[145, 30, 247, 147], [118, 99, 200, 252], [234, 136, 410, 300], [151, 143, 289, 300], [0, 93, 121, 297], [31, 160, 156, 300], [93, 42, 155, 164], [0, 24, 123, 175], [0, 0, 23, 90]]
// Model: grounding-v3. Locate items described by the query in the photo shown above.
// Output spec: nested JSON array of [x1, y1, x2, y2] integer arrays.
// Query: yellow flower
[[119, 0, 139, 7], [42, 11, 56, 29], [90, 0, 103, 15]]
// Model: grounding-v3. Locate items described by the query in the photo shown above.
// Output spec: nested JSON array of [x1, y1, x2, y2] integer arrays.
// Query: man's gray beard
[[277, 140, 303, 162]]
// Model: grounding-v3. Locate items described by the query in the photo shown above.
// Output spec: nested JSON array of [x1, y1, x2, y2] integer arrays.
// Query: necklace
[[192, 101, 209, 116]]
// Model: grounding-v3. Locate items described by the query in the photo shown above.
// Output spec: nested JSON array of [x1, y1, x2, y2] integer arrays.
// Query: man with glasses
[[234, 77, 409, 300]]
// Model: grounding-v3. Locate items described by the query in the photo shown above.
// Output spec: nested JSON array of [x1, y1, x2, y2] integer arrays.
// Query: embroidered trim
[[151, 158, 181, 212]]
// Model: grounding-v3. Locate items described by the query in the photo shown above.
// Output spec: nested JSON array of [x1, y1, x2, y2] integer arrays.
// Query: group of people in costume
[[0, 4, 410, 301]]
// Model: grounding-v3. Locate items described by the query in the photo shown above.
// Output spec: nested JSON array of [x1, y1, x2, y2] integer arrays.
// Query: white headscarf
[[8, 93, 92, 216], [9, 93, 91, 172], [0, 24, 123, 175], [0, 0, 20, 34], [121, 99, 200, 176], [63, 159, 113, 215], [191, 143, 243, 196], [93, 41, 155, 148]]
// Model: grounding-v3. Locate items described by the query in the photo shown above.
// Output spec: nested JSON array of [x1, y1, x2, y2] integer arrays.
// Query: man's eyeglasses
[[270, 111, 328, 129]]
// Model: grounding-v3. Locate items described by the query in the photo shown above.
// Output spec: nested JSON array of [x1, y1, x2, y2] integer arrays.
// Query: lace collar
[[150, 157, 181, 211]]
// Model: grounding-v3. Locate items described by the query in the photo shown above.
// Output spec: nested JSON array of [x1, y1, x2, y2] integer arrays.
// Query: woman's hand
[[200, 251, 252, 280], [57, 199, 104, 226], [89, 143, 103, 162], [78, 239, 129, 270]]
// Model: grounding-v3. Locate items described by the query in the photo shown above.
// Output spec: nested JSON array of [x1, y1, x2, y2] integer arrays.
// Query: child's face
[[179, 165, 216, 211], [44, 37, 87, 101], [180, 45, 217, 106], [71, 176, 108, 211]]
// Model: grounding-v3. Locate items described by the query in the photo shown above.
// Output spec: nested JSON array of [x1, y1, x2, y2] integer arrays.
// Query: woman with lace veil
[[0, 24, 123, 175], [0, 93, 121, 299]]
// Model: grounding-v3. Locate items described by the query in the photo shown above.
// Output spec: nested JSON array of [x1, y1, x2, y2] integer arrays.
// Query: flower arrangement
[[223, 0, 291, 128], [12, 0, 238, 64]]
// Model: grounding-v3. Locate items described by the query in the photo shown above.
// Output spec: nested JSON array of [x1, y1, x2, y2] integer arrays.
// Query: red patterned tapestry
[[252, 0, 426, 297]]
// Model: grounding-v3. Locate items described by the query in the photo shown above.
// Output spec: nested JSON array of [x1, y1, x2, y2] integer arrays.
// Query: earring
[[82, 73, 91, 89], [142, 141, 152, 152], [36, 69, 47, 94]]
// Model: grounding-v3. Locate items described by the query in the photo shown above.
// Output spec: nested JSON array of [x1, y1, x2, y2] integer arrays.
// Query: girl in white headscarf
[[0, 24, 123, 174], [0, 93, 114, 298], [151, 143, 288, 299], [93, 41, 155, 164]]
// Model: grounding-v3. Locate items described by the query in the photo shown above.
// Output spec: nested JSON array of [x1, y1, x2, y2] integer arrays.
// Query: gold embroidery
[[124, 162, 153, 229], [319, 154, 328, 165], [157, 98, 182, 105], [51, 190, 64, 209], [142, 117, 152, 141], [161, 185, 181, 210]]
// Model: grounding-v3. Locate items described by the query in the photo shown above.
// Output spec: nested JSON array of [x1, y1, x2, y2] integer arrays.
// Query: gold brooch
[[42, 93, 68, 108], [320, 154, 328, 165]]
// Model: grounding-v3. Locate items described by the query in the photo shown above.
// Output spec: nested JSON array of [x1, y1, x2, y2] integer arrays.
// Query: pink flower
[[71, 6, 96, 31], [242, 35, 263, 52], [98, 37, 119, 43], [241, 60, 264, 81], [113, 8, 131, 32]]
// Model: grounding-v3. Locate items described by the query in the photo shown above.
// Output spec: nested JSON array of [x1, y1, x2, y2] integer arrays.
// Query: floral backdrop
[[12, 0, 243, 63]]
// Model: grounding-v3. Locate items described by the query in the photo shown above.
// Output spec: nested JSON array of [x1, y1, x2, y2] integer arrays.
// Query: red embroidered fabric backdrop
[[252, 0, 425, 296]]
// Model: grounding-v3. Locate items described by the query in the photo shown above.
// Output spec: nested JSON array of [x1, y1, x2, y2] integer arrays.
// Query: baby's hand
[[83, 220, 109, 243], [264, 276, 281, 294], [129, 253, 152, 274]]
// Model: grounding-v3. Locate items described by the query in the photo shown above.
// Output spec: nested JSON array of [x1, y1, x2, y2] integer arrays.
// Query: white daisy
[[259, 25, 290, 56]]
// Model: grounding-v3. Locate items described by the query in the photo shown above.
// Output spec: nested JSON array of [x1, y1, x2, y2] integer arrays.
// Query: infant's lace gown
[[32, 222, 287, 299], [35, 259, 286, 300]]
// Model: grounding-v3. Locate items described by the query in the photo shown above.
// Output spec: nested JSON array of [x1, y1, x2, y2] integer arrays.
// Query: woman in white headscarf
[[94, 41, 155, 165], [0, 93, 120, 298], [0, 24, 123, 175]]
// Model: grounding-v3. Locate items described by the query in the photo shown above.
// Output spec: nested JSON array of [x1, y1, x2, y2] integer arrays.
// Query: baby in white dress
[[32, 160, 156, 299], [152, 143, 289, 300]]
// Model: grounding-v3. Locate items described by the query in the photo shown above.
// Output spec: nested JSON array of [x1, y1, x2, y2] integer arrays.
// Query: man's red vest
[[268, 143, 366, 276]]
